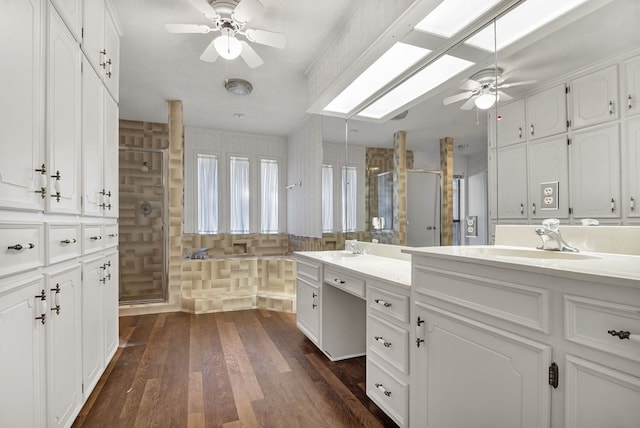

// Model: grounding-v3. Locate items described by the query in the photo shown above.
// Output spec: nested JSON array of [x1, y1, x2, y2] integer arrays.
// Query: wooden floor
[[73, 310, 398, 428]]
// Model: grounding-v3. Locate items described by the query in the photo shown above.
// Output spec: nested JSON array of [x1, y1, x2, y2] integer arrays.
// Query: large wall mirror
[[319, 0, 640, 248]]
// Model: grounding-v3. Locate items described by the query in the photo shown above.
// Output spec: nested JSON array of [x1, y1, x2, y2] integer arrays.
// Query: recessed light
[[415, 0, 502, 38]]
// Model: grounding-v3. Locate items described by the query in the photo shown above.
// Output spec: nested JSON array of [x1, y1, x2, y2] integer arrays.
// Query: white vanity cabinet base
[[321, 280, 366, 360], [367, 357, 409, 427]]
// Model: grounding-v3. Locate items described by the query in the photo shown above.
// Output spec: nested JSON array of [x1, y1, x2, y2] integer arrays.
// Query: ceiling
[[112, 0, 640, 154]]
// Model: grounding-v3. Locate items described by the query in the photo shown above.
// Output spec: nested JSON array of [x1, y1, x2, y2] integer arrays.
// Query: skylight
[[465, 0, 590, 51], [357, 54, 474, 120], [323, 42, 430, 115], [415, 0, 502, 38]]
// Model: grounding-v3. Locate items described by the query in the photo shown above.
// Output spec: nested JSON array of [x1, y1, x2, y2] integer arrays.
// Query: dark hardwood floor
[[73, 309, 398, 428]]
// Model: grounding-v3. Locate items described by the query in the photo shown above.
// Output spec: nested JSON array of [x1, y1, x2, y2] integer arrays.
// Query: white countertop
[[295, 250, 411, 287], [403, 245, 640, 289]]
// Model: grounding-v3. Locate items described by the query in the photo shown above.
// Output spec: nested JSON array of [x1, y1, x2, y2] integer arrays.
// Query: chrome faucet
[[534, 219, 579, 252], [346, 239, 364, 255], [191, 247, 210, 259]]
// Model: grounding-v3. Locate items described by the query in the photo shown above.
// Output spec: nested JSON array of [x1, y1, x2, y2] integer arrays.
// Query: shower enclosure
[[118, 148, 168, 303]]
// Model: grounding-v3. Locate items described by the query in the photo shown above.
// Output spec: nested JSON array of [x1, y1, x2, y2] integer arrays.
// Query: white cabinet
[[103, 93, 119, 217], [626, 117, 640, 217], [527, 84, 568, 140], [528, 136, 569, 219], [50, 0, 82, 42], [295, 256, 322, 346], [46, 264, 83, 428], [0, 275, 46, 428], [82, 0, 119, 101], [496, 143, 528, 218], [496, 99, 526, 147], [48, 6, 82, 214], [624, 54, 640, 116], [570, 65, 619, 129], [103, 250, 119, 360], [0, 0, 45, 212], [569, 124, 621, 218]]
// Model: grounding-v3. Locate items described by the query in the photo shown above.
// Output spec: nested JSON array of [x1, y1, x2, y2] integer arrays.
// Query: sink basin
[[458, 247, 599, 261]]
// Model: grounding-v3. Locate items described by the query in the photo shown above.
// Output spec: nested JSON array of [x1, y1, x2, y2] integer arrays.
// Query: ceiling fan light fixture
[[475, 92, 498, 110], [214, 28, 242, 59], [225, 78, 253, 95]]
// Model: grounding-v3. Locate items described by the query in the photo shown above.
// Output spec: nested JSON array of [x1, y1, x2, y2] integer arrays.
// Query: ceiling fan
[[165, 0, 287, 68], [443, 67, 535, 110]]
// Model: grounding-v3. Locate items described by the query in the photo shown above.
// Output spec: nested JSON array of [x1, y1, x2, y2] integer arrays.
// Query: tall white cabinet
[[0, 1, 120, 427]]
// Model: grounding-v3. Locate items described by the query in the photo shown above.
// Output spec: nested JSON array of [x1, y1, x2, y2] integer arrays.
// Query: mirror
[[321, 0, 640, 247]]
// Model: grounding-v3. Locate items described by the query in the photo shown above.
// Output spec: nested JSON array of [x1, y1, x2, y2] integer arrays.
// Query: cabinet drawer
[[565, 295, 640, 362], [46, 223, 81, 265], [368, 314, 409, 374], [324, 267, 365, 298], [368, 284, 409, 324], [0, 223, 44, 277], [366, 357, 408, 427], [296, 257, 321, 283], [104, 224, 119, 248], [81, 224, 103, 255]]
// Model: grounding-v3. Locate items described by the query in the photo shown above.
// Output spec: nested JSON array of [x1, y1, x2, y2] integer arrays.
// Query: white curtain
[[378, 172, 393, 230], [197, 154, 218, 233], [230, 156, 250, 233], [261, 159, 278, 233], [322, 164, 334, 232], [342, 166, 357, 232]]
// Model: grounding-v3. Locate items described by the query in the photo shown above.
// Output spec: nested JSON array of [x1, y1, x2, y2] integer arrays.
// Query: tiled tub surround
[[181, 256, 296, 314]]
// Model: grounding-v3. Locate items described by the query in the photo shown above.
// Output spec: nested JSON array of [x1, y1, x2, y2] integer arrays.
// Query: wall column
[[393, 131, 407, 246], [167, 100, 184, 307], [440, 136, 453, 246]]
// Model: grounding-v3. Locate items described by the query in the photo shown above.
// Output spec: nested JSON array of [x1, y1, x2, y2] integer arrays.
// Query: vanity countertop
[[295, 250, 411, 287], [403, 245, 640, 289]]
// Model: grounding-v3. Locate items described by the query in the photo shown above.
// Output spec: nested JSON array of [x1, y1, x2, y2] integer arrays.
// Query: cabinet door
[[413, 302, 551, 428], [528, 136, 569, 219], [82, 57, 105, 216], [81, 0, 105, 74], [570, 124, 621, 218], [50, 0, 82, 41], [624, 54, 640, 116], [0, 276, 46, 428], [496, 99, 526, 147], [46, 266, 82, 428], [103, 251, 119, 361], [48, 7, 82, 214], [626, 117, 640, 217], [496, 144, 528, 219], [103, 94, 119, 217], [296, 277, 320, 345], [103, 11, 120, 102], [570, 65, 619, 129], [527, 84, 568, 140], [81, 257, 105, 398], [0, 0, 45, 211]]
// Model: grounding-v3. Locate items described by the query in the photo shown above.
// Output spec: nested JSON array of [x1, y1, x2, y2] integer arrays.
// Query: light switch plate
[[465, 215, 478, 237], [541, 181, 559, 210]]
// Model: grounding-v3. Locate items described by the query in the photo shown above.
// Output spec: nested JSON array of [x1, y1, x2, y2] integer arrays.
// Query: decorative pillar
[[440, 136, 454, 246], [393, 131, 407, 246], [167, 100, 184, 306]]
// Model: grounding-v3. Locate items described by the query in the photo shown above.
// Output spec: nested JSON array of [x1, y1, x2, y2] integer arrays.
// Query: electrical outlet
[[465, 216, 478, 237], [541, 182, 559, 210]]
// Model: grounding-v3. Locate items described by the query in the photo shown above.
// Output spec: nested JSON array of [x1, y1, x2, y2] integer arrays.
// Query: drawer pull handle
[[334, 278, 346, 284], [374, 299, 392, 308], [60, 238, 77, 244], [608, 330, 640, 343], [7, 243, 35, 251], [375, 336, 391, 347], [50, 284, 61, 315], [90, 236, 102, 241], [108, 233, 118, 238], [312, 292, 317, 309], [35, 289, 47, 325], [375, 383, 391, 397]]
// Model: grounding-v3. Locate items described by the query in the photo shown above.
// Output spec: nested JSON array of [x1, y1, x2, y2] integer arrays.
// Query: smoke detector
[[224, 78, 253, 95]]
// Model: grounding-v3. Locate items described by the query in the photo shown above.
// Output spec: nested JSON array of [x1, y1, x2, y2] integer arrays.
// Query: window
[[260, 159, 279, 233], [342, 166, 357, 232], [230, 156, 249, 234], [197, 154, 218, 233], [322, 164, 334, 232]]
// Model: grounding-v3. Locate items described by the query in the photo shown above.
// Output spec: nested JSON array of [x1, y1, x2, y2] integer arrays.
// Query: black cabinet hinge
[[566, 120, 571, 129], [567, 137, 572, 146], [549, 362, 559, 388], [569, 207, 573, 215], [565, 85, 571, 94]]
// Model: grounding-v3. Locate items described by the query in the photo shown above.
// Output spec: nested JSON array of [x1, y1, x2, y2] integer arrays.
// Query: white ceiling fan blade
[[499, 80, 537, 89], [165, 23, 212, 33], [239, 41, 264, 68], [233, 0, 264, 23], [459, 79, 481, 91], [244, 28, 287, 49], [460, 96, 479, 110], [186, 0, 218, 18], [200, 39, 219, 62], [443, 91, 474, 105], [496, 91, 513, 101]]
